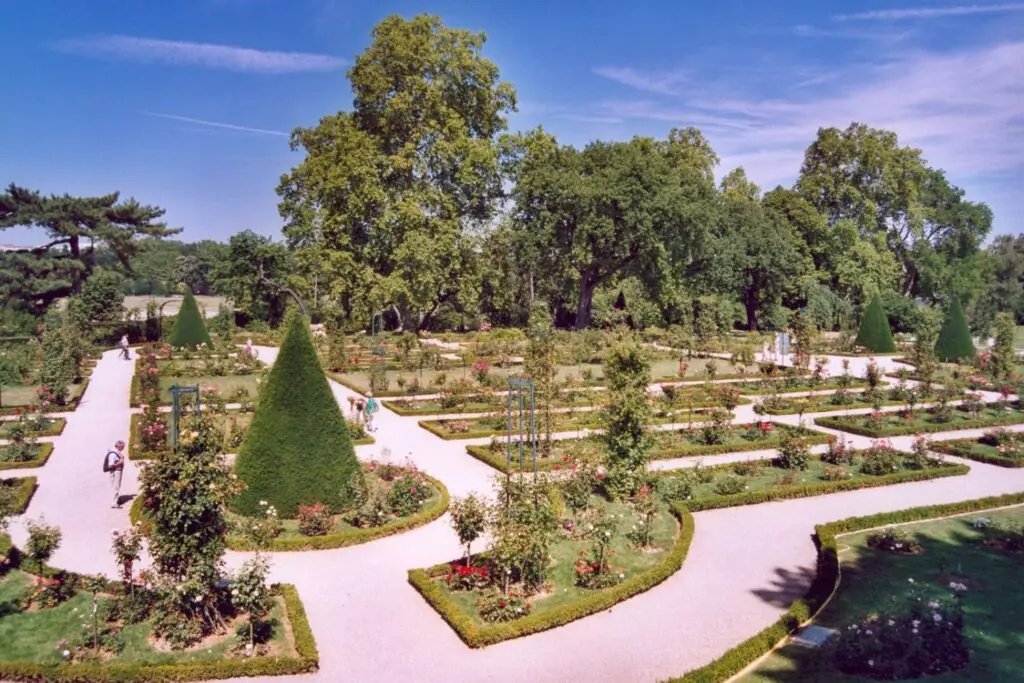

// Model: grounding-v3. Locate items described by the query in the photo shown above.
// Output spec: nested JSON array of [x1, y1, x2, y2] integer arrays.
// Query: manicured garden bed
[[0, 443, 54, 470], [739, 501, 1024, 682], [0, 477, 37, 513], [409, 493, 693, 648], [384, 392, 601, 416], [0, 417, 65, 438], [420, 408, 712, 440], [816, 403, 1024, 437], [0, 537, 318, 681], [732, 376, 870, 395], [0, 380, 90, 416], [931, 430, 1024, 467], [667, 492, 1024, 683], [760, 392, 906, 415], [465, 423, 830, 474]]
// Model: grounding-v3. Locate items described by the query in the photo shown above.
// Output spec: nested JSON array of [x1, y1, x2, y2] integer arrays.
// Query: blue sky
[[1, 0, 1021, 244]]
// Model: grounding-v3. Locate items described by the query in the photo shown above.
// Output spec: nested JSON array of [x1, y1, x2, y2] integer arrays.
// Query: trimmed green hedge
[[1, 476, 37, 513], [931, 439, 1024, 468], [734, 378, 870, 396], [409, 503, 694, 647], [233, 313, 361, 518], [935, 298, 975, 363], [855, 294, 896, 353], [667, 492, 1024, 682], [228, 474, 449, 551], [0, 442, 54, 471], [815, 411, 1024, 437], [0, 583, 318, 682], [763, 396, 906, 415], [167, 288, 213, 350], [384, 399, 506, 416]]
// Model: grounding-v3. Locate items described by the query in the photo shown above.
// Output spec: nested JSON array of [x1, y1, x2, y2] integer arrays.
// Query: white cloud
[[835, 3, 1024, 21], [140, 111, 288, 137], [592, 66, 688, 95], [52, 34, 346, 73]]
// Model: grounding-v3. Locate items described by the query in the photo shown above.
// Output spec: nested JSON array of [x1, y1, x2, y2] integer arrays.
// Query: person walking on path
[[365, 392, 379, 432], [244, 337, 258, 359], [354, 396, 366, 424], [104, 440, 126, 508], [119, 334, 131, 360]]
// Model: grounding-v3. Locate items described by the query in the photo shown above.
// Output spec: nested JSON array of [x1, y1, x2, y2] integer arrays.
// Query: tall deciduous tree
[[278, 14, 515, 331], [509, 127, 717, 329], [0, 184, 176, 312], [211, 230, 292, 325]]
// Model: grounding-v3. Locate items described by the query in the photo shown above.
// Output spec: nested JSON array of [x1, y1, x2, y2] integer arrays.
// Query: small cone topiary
[[167, 288, 212, 349], [232, 309, 361, 518], [935, 298, 976, 363], [855, 294, 896, 353]]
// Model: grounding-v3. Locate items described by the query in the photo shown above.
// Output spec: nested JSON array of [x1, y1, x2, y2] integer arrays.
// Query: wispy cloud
[[52, 34, 346, 73], [791, 24, 912, 41], [140, 112, 288, 137], [592, 66, 688, 95], [834, 3, 1024, 21]]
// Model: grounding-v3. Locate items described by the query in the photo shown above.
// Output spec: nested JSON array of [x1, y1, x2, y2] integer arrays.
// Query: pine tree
[[935, 299, 976, 363], [855, 294, 896, 353], [232, 311, 361, 517], [167, 289, 212, 349]]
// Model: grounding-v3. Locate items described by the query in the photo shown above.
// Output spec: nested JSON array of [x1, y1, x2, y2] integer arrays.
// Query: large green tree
[[278, 14, 515, 331], [508, 127, 717, 329], [0, 184, 176, 312], [211, 230, 293, 325]]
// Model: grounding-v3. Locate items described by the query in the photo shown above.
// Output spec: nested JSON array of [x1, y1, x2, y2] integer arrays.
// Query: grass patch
[[419, 409, 713, 440], [761, 393, 906, 415], [932, 434, 1024, 468], [0, 419, 65, 438], [0, 478, 37, 514], [0, 443, 54, 471], [732, 377, 870, 396], [816, 404, 1024, 438], [741, 505, 1024, 682], [0, 380, 89, 415]]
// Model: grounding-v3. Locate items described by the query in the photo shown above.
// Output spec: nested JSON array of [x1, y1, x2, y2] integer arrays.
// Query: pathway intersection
[[3, 349, 1023, 682]]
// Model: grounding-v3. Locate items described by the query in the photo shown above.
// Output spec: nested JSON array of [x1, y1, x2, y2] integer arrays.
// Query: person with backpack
[[103, 440, 126, 508], [364, 392, 379, 433]]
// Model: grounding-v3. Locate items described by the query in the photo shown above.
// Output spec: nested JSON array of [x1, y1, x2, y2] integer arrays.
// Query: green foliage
[[231, 554, 273, 648], [38, 320, 79, 405], [79, 267, 125, 323], [601, 341, 653, 498], [166, 289, 212, 349], [990, 311, 1016, 379], [24, 516, 62, 565], [855, 294, 896, 352], [449, 493, 488, 563], [233, 311, 362, 518], [210, 230, 291, 326], [935, 298, 976, 362]]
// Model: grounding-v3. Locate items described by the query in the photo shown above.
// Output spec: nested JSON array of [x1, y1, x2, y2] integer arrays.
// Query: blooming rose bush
[[296, 503, 332, 537]]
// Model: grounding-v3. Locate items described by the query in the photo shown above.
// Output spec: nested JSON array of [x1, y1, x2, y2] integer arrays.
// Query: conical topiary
[[167, 288, 212, 349], [232, 311, 361, 518], [935, 298, 976, 362], [855, 294, 896, 352]]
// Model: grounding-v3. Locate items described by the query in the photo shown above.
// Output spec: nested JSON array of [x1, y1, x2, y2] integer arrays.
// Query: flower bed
[[0, 443, 54, 471], [761, 393, 907, 415], [732, 376, 870, 396], [465, 423, 830, 474], [931, 430, 1024, 468], [0, 477, 37, 514], [419, 408, 711, 441], [409, 496, 693, 648], [0, 417, 66, 438], [667, 492, 1024, 682], [130, 361, 265, 407], [219, 464, 449, 552], [0, 539, 318, 681], [0, 380, 90, 416], [816, 404, 1024, 438]]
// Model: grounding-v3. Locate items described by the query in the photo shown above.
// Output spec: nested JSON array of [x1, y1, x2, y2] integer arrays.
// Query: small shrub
[[821, 465, 851, 481], [866, 527, 922, 554], [296, 503, 333, 537], [698, 409, 733, 446], [713, 474, 747, 496], [772, 472, 798, 488], [476, 590, 531, 622], [25, 517, 62, 566], [822, 436, 856, 465], [657, 474, 694, 502], [776, 434, 811, 470], [388, 473, 430, 516], [446, 560, 491, 591], [861, 441, 903, 475], [732, 459, 764, 477]]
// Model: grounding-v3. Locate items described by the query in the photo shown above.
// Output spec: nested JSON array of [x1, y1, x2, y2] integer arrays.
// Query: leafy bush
[[296, 503, 332, 536], [855, 295, 896, 352], [167, 289, 212, 349], [713, 474, 747, 496], [476, 590, 531, 622], [860, 442, 904, 475], [822, 436, 856, 465], [776, 434, 811, 470], [388, 473, 431, 516], [935, 298, 975, 363], [233, 311, 361, 518], [24, 516, 62, 565]]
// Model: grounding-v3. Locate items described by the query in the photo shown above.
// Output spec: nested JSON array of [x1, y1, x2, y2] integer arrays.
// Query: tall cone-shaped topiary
[[167, 288, 212, 349], [232, 310, 361, 518], [935, 298, 976, 362], [855, 294, 896, 353]]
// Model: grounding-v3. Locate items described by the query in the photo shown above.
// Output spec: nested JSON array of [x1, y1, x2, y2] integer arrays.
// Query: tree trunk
[[574, 271, 599, 330], [745, 300, 758, 331]]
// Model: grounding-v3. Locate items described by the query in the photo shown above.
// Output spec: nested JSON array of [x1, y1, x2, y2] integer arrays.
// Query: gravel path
[[3, 349, 1023, 682]]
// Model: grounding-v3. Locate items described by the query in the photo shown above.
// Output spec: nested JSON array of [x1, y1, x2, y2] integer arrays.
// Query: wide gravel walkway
[[4, 349, 1023, 682]]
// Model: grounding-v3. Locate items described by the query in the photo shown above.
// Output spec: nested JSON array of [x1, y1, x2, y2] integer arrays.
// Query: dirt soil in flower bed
[[816, 404, 1024, 438], [742, 505, 1024, 682], [419, 493, 678, 627], [465, 423, 829, 473]]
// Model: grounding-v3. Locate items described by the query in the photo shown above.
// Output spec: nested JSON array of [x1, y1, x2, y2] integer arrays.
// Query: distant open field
[[122, 295, 227, 318]]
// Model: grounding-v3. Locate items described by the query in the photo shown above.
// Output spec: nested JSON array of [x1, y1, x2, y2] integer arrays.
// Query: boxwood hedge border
[[408, 503, 694, 648], [666, 492, 1024, 682], [815, 410, 1024, 438], [0, 418, 66, 438], [931, 439, 1024, 468]]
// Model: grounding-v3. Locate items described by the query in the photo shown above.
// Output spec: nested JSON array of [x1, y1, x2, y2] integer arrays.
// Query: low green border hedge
[[763, 396, 907, 415], [0, 380, 90, 416], [931, 440, 1024, 468], [666, 491, 1024, 682], [0, 443, 54, 471], [385, 400, 509, 416], [815, 410, 1024, 437], [409, 503, 694, 648], [0, 582, 318, 681], [0, 418, 67, 438], [465, 426, 830, 474], [131, 474, 448, 551], [735, 379, 870, 396], [2, 477, 37, 513]]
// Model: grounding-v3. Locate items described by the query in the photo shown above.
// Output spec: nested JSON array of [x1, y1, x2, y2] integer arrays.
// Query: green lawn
[[420, 408, 712, 440], [0, 570, 294, 665], [1014, 325, 1024, 350], [816, 404, 1024, 437], [154, 375, 261, 404], [762, 392, 907, 415], [933, 435, 1024, 468], [742, 506, 1024, 682], [425, 493, 678, 625], [0, 418, 64, 438], [0, 381, 87, 409], [733, 377, 870, 396]]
